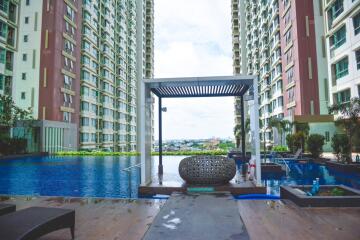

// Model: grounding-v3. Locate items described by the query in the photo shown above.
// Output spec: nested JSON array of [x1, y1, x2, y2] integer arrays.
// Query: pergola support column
[[240, 96, 245, 158], [158, 97, 163, 175]]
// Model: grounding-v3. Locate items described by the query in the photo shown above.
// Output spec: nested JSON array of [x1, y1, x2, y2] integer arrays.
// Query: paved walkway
[[143, 192, 249, 240]]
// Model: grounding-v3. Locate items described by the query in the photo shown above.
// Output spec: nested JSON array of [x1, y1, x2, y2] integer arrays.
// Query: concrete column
[[253, 76, 261, 186]]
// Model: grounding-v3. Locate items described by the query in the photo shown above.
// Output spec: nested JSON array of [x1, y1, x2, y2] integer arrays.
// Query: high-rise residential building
[[11, 0, 81, 152], [324, 0, 360, 111], [79, 0, 140, 152], [2, 0, 154, 153], [232, 0, 248, 147], [0, 0, 19, 100], [232, 0, 336, 150]]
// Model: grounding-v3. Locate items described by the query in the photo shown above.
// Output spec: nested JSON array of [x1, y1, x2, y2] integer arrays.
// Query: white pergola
[[138, 76, 261, 186]]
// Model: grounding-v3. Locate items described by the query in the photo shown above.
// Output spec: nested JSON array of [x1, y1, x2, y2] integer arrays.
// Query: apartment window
[[330, 25, 346, 49], [356, 50, 360, 70], [21, 92, 26, 99], [65, 5, 75, 22], [334, 57, 349, 80], [0, 21, 8, 39], [358, 85, 360, 97], [354, 12, 360, 35], [63, 112, 71, 122], [0, 75, 3, 90], [334, 89, 351, 104], [328, 0, 344, 27], [325, 132, 330, 142], [24, 17, 29, 24], [23, 35, 28, 42], [22, 73, 26, 80], [22, 54, 27, 61], [81, 101, 89, 111], [0, 48, 5, 64], [26, 0, 30, 5]]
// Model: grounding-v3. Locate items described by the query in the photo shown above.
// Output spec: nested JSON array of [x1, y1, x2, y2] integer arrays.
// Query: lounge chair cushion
[[0, 203, 16, 216], [0, 207, 75, 240]]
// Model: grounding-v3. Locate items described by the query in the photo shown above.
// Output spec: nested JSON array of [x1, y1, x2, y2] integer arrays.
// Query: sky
[[153, 0, 234, 140]]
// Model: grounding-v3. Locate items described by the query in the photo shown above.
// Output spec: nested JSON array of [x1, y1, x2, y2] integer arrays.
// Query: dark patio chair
[[0, 207, 75, 240], [0, 203, 16, 216]]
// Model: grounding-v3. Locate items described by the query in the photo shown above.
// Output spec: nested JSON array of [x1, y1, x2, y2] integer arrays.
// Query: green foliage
[[295, 122, 310, 136], [307, 134, 325, 158], [329, 97, 360, 162], [0, 137, 27, 155], [55, 150, 228, 157], [272, 145, 288, 152], [268, 117, 293, 145], [218, 141, 235, 151], [286, 132, 306, 153], [330, 187, 345, 196], [0, 94, 32, 129], [331, 134, 351, 163], [55, 151, 140, 156]]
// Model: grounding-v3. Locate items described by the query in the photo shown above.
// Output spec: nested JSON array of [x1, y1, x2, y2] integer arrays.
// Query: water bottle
[[315, 178, 320, 193], [311, 180, 317, 195]]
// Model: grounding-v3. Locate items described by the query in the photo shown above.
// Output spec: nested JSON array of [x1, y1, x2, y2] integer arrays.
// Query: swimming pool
[[0, 156, 359, 198]]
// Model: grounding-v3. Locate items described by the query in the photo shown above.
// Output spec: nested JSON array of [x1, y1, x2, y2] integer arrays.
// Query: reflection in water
[[0, 156, 359, 198]]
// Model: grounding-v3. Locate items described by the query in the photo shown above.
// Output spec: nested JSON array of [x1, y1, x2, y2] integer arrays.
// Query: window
[[334, 89, 351, 104], [334, 57, 349, 80], [325, 132, 330, 142], [0, 21, 8, 38], [328, 0, 344, 27], [23, 35, 28, 42], [358, 85, 360, 97], [330, 25, 346, 49], [22, 54, 27, 61], [22, 73, 26, 80], [354, 12, 360, 35], [24, 17, 29, 24], [0, 48, 5, 64], [63, 112, 71, 122], [356, 49, 360, 70], [26, 0, 30, 6], [21, 92, 26, 99], [0, 75, 3, 90]]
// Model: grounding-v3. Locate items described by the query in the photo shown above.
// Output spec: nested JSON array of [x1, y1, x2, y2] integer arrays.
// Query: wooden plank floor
[[238, 200, 360, 240], [0, 196, 166, 240]]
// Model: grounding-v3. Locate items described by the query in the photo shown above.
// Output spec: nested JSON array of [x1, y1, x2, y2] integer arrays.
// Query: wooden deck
[[238, 200, 360, 240], [0, 196, 165, 240], [1, 195, 360, 239]]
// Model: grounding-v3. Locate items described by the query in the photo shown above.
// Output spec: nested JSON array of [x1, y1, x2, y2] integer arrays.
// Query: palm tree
[[329, 97, 360, 163], [268, 117, 293, 146], [233, 119, 251, 149]]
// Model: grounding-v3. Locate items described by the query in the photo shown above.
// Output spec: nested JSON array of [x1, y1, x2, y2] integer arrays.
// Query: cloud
[[153, 0, 234, 140]]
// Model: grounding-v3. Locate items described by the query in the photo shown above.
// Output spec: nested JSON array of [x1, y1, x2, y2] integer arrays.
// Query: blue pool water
[[262, 161, 360, 195], [0, 156, 359, 198]]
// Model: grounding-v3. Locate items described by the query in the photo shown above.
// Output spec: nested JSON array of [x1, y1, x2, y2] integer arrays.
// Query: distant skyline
[[153, 0, 234, 140]]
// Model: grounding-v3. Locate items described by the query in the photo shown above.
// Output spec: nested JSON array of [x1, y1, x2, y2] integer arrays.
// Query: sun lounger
[[0, 203, 16, 216], [0, 207, 75, 240]]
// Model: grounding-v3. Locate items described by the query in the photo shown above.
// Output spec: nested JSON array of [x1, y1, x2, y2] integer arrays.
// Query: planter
[[280, 185, 360, 207], [261, 163, 285, 173], [325, 161, 360, 174], [179, 156, 236, 185]]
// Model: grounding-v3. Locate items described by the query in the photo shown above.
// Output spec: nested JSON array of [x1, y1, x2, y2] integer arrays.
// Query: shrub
[[286, 134, 295, 153], [286, 131, 306, 153], [307, 134, 325, 158], [272, 145, 288, 152], [0, 137, 27, 155], [331, 134, 351, 163]]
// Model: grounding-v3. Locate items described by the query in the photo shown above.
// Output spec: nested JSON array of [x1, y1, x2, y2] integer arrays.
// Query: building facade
[[232, 0, 336, 149], [0, 0, 19, 99], [324, 0, 360, 109], [2, 0, 154, 153]]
